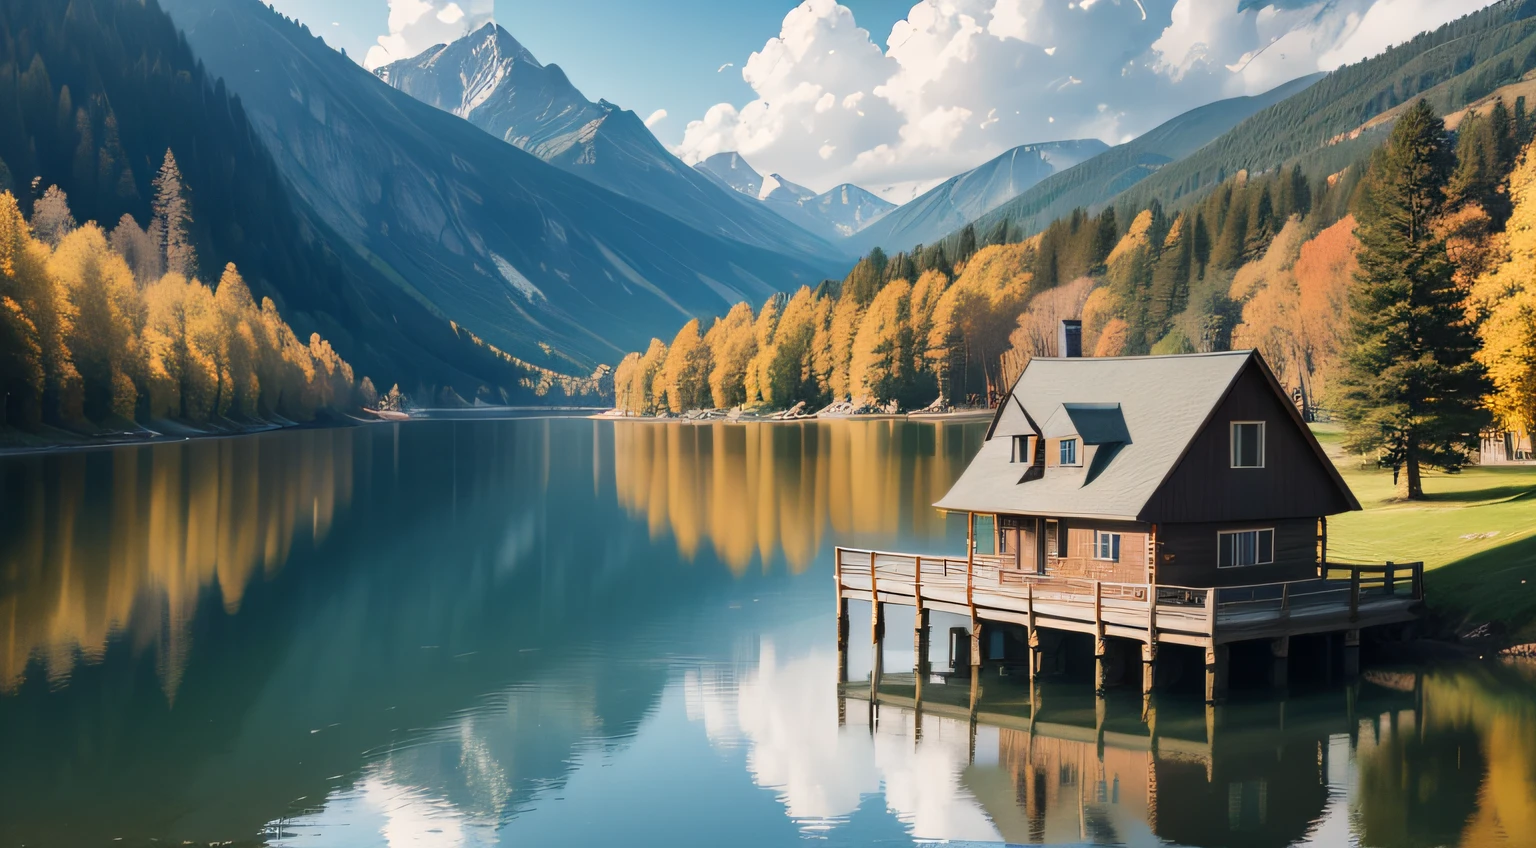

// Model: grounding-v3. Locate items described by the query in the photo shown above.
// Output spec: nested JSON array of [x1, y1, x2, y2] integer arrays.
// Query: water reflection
[[0, 417, 1533, 847], [613, 421, 978, 574], [0, 430, 355, 699]]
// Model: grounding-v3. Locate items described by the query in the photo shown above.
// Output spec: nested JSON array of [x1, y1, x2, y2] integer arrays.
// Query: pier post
[[1343, 629, 1361, 679], [1141, 642, 1157, 697], [1094, 637, 1109, 695], [1204, 643, 1229, 704], [1270, 637, 1290, 689], [966, 512, 981, 673], [871, 605, 885, 699]]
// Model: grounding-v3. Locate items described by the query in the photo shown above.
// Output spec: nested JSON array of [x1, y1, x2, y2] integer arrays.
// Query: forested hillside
[[966, 0, 1536, 256], [964, 74, 1322, 247], [0, 0, 605, 417], [608, 95, 1536, 497]]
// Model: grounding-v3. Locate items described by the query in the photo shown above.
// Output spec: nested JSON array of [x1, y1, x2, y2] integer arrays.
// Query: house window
[[1012, 434, 1029, 463], [1045, 520, 1059, 558], [1094, 531, 1121, 562], [1231, 422, 1265, 468], [998, 530, 1009, 554], [1059, 438, 1079, 466], [1219, 528, 1275, 567]]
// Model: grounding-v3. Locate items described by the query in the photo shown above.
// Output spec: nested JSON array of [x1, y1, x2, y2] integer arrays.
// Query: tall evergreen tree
[[152, 150, 196, 280], [1339, 100, 1491, 499], [956, 223, 977, 264]]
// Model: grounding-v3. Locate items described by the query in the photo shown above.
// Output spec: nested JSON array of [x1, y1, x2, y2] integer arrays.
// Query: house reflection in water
[[838, 672, 1420, 847]]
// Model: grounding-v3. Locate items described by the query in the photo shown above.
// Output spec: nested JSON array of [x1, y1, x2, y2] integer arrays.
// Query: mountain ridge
[[374, 23, 848, 262], [852, 138, 1110, 253], [162, 0, 841, 371], [694, 152, 896, 239]]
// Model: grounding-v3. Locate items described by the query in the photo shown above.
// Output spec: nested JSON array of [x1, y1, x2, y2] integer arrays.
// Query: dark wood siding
[[1157, 518, 1319, 587], [1140, 361, 1354, 523]]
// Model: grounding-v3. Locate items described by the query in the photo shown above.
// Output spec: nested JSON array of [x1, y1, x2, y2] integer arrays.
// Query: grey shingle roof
[[934, 351, 1254, 520]]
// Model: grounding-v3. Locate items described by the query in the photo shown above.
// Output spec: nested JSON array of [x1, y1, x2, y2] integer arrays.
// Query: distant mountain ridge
[[694, 152, 895, 240], [375, 24, 845, 262], [961, 74, 1324, 245], [853, 138, 1110, 253], [163, 0, 840, 371]]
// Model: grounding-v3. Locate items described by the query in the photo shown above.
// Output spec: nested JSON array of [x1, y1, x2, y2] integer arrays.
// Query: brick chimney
[[1059, 319, 1083, 358]]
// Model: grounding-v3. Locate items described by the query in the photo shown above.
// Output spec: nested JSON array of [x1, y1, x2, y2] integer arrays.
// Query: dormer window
[[1012, 434, 1029, 463], [1231, 422, 1265, 468], [1059, 438, 1079, 466]]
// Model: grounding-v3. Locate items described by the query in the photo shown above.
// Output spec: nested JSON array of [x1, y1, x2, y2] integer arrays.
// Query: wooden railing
[[835, 547, 1422, 632]]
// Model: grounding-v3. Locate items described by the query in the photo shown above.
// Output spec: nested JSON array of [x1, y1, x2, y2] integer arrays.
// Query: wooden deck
[[835, 547, 1422, 647]]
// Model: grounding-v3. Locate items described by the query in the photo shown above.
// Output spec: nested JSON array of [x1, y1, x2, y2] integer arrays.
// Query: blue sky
[[275, 0, 1499, 199], [274, 0, 910, 139]]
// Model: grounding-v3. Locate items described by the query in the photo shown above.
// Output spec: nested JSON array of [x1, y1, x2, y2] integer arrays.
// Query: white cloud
[[364, 0, 494, 70], [675, 0, 1501, 198], [644, 108, 669, 129]]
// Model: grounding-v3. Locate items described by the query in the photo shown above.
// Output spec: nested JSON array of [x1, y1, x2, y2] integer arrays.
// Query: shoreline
[[0, 405, 609, 458], [591, 409, 998, 424]]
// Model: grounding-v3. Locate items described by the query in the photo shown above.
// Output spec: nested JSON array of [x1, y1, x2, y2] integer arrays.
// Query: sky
[[273, 0, 1502, 201]]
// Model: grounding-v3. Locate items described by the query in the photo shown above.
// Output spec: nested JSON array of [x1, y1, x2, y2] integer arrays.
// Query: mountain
[[1112, 0, 1536, 218], [963, 74, 1324, 244], [374, 24, 844, 262], [161, 0, 842, 371], [694, 153, 896, 239], [0, 0, 596, 402], [809, 184, 896, 239], [853, 138, 1109, 253]]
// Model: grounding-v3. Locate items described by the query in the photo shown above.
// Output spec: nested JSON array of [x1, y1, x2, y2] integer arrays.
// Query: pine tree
[[153, 150, 197, 280], [30, 185, 76, 247], [957, 224, 978, 265], [1339, 100, 1491, 499]]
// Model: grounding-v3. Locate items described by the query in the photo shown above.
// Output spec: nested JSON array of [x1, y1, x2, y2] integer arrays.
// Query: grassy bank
[[1315, 425, 1536, 641]]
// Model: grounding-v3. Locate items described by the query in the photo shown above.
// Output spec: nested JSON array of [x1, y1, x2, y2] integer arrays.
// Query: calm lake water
[[1, 418, 1533, 847]]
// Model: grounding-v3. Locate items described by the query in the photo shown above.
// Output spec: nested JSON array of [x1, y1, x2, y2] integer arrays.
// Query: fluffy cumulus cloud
[[364, 0, 494, 70], [676, 0, 1497, 198]]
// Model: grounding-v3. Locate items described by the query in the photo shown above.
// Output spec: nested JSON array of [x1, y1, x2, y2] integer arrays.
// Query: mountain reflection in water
[[0, 417, 1532, 847]]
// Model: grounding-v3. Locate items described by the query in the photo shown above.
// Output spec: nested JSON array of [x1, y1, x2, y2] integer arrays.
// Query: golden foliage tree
[[657, 318, 712, 413], [1473, 144, 1536, 442], [704, 302, 757, 410], [848, 279, 911, 403], [0, 186, 364, 431]]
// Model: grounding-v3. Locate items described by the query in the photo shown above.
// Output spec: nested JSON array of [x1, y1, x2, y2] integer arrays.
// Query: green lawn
[[1314, 425, 1536, 640]]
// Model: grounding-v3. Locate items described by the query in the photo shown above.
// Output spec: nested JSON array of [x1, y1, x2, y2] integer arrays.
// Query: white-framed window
[[1012, 434, 1029, 463], [1094, 531, 1121, 562], [1218, 528, 1275, 567], [1231, 421, 1265, 468], [1059, 438, 1079, 466]]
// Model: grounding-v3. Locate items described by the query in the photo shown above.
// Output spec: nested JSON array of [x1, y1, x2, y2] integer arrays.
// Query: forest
[[0, 0, 606, 418], [0, 151, 371, 432], [612, 97, 1536, 498]]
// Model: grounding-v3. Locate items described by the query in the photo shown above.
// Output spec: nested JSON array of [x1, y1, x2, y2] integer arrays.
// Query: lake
[[1, 418, 1532, 847]]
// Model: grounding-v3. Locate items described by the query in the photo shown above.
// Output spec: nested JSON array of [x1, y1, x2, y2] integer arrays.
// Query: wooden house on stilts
[[834, 337, 1422, 704]]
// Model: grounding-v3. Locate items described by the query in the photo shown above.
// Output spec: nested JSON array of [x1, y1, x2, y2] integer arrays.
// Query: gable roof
[[935, 350, 1357, 520]]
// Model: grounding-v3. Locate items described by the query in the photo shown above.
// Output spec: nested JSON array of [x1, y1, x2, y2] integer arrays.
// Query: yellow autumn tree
[[704, 302, 757, 409], [743, 294, 782, 404], [49, 224, 144, 421], [657, 318, 712, 413], [848, 279, 911, 403], [1473, 143, 1536, 442], [754, 286, 822, 408]]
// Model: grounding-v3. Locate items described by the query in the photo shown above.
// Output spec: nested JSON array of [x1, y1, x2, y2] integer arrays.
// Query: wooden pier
[[834, 545, 1423, 702]]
